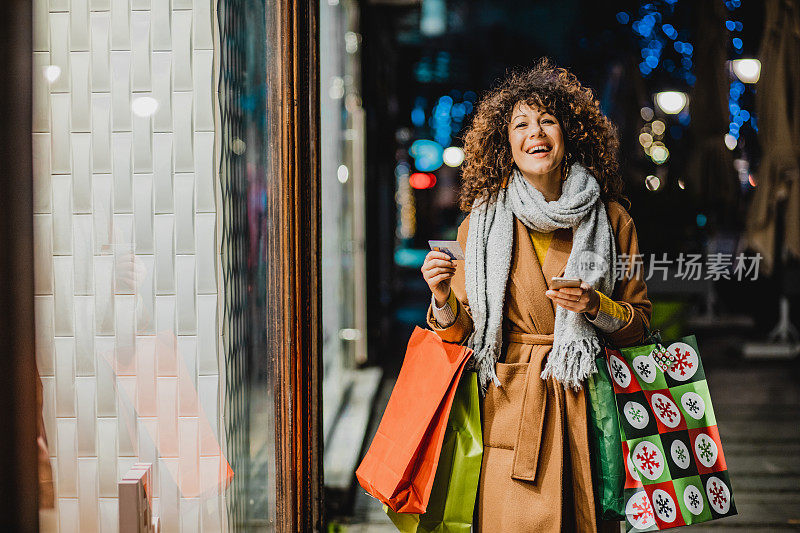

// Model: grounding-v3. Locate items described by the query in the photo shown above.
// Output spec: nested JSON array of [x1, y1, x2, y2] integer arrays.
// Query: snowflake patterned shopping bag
[[605, 335, 736, 532]]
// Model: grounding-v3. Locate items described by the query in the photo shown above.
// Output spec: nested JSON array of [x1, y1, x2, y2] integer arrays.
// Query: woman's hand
[[545, 281, 600, 318], [422, 251, 457, 306]]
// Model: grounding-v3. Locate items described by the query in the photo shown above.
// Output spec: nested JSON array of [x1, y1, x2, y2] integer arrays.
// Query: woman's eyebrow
[[511, 114, 527, 121]]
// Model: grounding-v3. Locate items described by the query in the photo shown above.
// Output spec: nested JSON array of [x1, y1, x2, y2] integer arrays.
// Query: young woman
[[420, 59, 651, 532]]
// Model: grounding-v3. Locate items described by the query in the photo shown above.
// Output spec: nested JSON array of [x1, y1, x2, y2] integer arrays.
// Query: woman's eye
[[542, 119, 555, 124], [515, 122, 527, 129]]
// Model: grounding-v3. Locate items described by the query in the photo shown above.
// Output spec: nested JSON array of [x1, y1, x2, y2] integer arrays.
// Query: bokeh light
[[442, 146, 465, 167]]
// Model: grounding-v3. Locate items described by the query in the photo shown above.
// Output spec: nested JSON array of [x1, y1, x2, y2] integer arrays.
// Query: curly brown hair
[[459, 58, 626, 211]]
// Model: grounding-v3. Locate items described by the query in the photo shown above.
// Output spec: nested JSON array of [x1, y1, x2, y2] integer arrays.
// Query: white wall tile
[[56, 419, 78, 497], [53, 256, 75, 336], [131, 0, 150, 9], [74, 295, 96, 375], [51, 94, 72, 174], [195, 214, 215, 295], [49, 13, 71, 93], [172, 92, 194, 172], [58, 498, 80, 533], [112, 132, 133, 212], [90, 12, 111, 92], [33, 133, 53, 213], [95, 338, 117, 417], [33, 53, 51, 133], [192, 0, 213, 50], [116, 376, 138, 456], [153, 133, 174, 213], [157, 377, 178, 457], [33, 0, 50, 52], [110, 51, 132, 131], [152, 0, 172, 51], [194, 132, 214, 213], [113, 213, 135, 293], [134, 173, 154, 254], [71, 53, 93, 133], [131, 11, 151, 91], [155, 296, 177, 375], [115, 295, 136, 374], [174, 173, 195, 254], [172, 10, 193, 91], [110, 0, 131, 50], [99, 498, 118, 533], [36, 296, 56, 375], [73, 214, 95, 294], [41, 376, 57, 454], [152, 53, 173, 133], [137, 419, 158, 478], [180, 497, 200, 533], [78, 459, 99, 533], [136, 255, 156, 334], [52, 174, 73, 255], [54, 337, 76, 418], [91, 94, 112, 173], [177, 336, 197, 416], [136, 337, 157, 416], [178, 417, 199, 497], [72, 134, 93, 213], [192, 50, 213, 132], [133, 113, 154, 173], [90, 0, 111, 10], [70, 0, 90, 51], [159, 457, 180, 530], [154, 215, 175, 294], [92, 174, 113, 253], [175, 255, 196, 335], [97, 418, 118, 497], [198, 376, 218, 455], [76, 377, 97, 456], [34, 215, 54, 295], [94, 255, 115, 334], [196, 294, 217, 376]]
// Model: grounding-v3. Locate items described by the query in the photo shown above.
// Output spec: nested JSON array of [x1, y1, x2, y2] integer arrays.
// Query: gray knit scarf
[[465, 163, 616, 392]]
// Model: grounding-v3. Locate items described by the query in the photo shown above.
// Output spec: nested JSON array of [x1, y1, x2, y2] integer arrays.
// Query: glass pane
[[32, 0, 279, 530]]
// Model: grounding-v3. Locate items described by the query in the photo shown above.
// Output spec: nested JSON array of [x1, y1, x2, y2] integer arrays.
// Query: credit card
[[428, 240, 465, 260]]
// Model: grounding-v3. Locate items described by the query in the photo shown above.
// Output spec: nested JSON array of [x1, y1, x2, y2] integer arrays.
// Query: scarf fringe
[[474, 343, 502, 394], [540, 336, 601, 390]]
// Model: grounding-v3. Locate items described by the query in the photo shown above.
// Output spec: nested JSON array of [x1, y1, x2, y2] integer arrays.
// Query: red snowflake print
[[636, 447, 661, 476], [631, 496, 654, 522], [672, 347, 695, 376], [709, 480, 728, 507], [654, 397, 678, 423]]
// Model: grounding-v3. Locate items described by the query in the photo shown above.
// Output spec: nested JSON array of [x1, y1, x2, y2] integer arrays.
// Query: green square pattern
[[671, 476, 713, 524], [668, 380, 717, 429], [626, 435, 672, 485], [619, 343, 669, 390]]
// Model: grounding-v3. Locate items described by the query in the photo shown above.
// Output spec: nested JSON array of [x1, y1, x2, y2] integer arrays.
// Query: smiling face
[[507, 101, 566, 181]]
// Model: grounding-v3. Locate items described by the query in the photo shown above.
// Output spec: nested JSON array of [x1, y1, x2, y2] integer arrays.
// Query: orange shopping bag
[[356, 327, 473, 514]]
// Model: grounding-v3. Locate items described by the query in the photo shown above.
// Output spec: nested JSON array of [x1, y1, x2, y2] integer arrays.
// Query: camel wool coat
[[427, 200, 652, 532]]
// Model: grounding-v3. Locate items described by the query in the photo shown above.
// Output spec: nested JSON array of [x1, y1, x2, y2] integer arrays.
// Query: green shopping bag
[[384, 371, 483, 532], [587, 353, 626, 520]]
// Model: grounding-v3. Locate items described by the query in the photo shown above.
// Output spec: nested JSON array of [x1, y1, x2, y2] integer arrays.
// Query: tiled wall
[[33, 0, 227, 531]]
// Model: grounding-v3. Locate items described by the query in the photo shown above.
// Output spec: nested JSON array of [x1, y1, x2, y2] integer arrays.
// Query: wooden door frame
[[274, 1, 323, 531], [0, 0, 39, 530]]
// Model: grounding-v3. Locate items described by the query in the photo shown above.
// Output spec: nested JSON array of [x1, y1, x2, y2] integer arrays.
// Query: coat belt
[[506, 330, 559, 484]]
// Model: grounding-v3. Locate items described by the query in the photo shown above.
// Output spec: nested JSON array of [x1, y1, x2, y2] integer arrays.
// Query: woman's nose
[[528, 124, 544, 137]]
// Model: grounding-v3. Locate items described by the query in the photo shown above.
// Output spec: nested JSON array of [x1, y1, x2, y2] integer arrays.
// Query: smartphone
[[550, 276, 582, 289]]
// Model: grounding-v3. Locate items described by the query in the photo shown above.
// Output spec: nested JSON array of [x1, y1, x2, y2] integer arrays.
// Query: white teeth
[[528, 146, 551, 154]]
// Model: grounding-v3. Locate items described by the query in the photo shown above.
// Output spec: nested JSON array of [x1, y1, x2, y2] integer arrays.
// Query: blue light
[[735, 21, 743, 31], [411, 107, 425, 127], [740, 109, 750, 121], [639, 63, 652, 76], [729, 102, 740, 115], [678, 111, 691, 126], [751, 115, 758, 132], [438, 95, 453, 108], [616, 12, 630, 24], [673, 41, 683, 52], [732, 37, 743, 49], [409, 139, 444, 172], [681, 57, 692, 69], [725, 20, 736, 31], [682, 43, 693, 55], [696, 214, 707, 228], [463, 101, 474, 114], [662, 24, 677, 39], [733, 115, 744, 126], [645, 55, 659, 68], [463, 91, 477, 102]]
